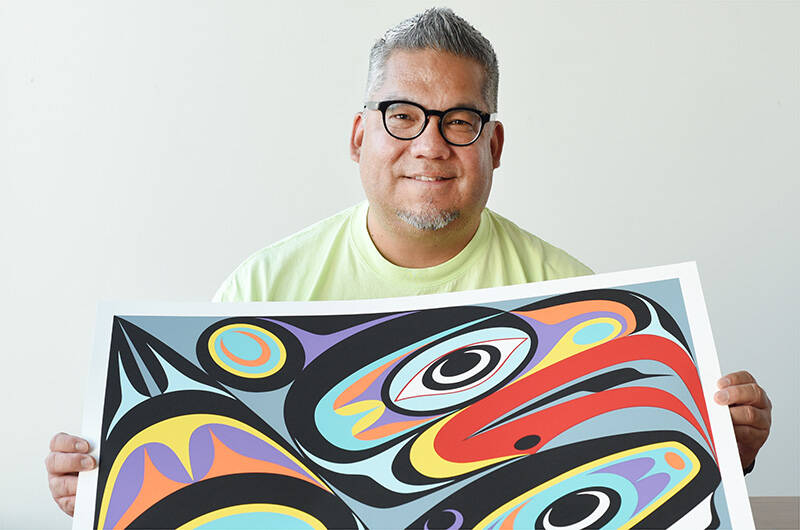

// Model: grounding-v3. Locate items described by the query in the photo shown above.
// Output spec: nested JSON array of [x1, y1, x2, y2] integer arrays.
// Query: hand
[[45, 432, 96, 516], [714, 371, 772, 471]]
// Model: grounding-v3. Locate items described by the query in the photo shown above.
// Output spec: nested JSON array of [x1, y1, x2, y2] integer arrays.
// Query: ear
[[490, 121, 504, 169], [350, 112, 366, 163]]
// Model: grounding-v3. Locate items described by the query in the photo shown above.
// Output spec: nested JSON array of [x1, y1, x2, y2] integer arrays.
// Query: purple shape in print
[[593, 457, 671, 514], [188, 425, 215, 480], [424, 509, 464, 530], [209, 423, 310, 478], [596, 457, 654, 482], [264, 312, 414, 365], [144, 442, 193, 483], [633, 473, 671, 512], [104, 446, 145, 529]]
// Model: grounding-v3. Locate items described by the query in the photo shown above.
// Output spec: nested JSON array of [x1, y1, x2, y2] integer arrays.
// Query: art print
[[74, 263, 753, 529]]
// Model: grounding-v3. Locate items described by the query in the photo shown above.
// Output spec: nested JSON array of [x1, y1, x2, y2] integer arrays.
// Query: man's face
[[351, 49, 504, 234]]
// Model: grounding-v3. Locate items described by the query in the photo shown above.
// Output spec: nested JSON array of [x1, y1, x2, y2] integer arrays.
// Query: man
[[45, 7, 771, 517]]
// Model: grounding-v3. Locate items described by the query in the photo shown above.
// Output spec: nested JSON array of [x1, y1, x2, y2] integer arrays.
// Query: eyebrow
[[381, 95, 484, 110]]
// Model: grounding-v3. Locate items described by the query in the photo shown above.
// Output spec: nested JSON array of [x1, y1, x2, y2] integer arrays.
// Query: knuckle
[[744, 406, 757, 425], [755, 429, 768, 444], [49, 475, 65, 497], [44, 453, 55, 472], [53, 452, 78, 473], [50, 432, 67, 451], [734, 425, 755, 443], [745, 427, 759, 443], [750, 384, 764, 404], [57, 495, 75, 516], [64, 475, 77, 496], [749, 430, 763, 445], [69, 452, 85, 471], [53, 452, 67, 472]]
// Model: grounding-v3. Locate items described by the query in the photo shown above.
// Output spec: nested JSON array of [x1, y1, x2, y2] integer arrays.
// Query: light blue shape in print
[[573, 322, 617, 344]]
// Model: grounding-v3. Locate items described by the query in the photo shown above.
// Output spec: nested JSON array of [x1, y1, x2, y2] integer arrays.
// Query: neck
[[366, 207, 481, 268]]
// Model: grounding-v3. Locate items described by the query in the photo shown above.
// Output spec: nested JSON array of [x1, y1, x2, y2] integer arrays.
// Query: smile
[[406, 175, 454, 182]]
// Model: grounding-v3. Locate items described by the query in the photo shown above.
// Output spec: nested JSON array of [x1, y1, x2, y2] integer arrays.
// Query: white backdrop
[[2, 1, 797, 528]]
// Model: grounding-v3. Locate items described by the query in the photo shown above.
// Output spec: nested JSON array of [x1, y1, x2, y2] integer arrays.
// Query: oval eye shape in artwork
[[535, 487, 622, 530], [386, 325, 534, 416], [422, 344, 501, 390]]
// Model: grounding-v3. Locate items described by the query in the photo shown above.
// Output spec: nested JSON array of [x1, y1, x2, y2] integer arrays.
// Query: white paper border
[[678, 264, 754, 528], [73, 262, 754, 529]]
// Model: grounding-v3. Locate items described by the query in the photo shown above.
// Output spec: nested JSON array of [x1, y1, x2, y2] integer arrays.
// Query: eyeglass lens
[[384, 102, 482, 145]]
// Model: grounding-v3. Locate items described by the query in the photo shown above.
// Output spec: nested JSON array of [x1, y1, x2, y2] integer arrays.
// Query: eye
[[394, 339, 526, 402], [386, 327, 533, 415], [536, 488, 621, 530], [413, 343, 500, 392], [446, 119, 472, 128]]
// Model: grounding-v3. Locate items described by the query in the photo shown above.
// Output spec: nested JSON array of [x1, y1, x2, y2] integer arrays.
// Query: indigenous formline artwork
[[74, 263, 754, 529]]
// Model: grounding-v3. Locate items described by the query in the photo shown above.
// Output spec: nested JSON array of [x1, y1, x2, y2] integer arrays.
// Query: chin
[[395, 207, 461, 231]]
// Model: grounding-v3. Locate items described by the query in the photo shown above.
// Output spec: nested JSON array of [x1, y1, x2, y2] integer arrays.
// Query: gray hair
[[365, 7, 499, 113]]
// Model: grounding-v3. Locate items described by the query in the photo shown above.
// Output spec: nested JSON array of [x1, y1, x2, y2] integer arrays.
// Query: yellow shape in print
[[408, 411, 517, 479], [335, 399, 386, 436], [177, 503, 325, 530], [522, 317, 623, 377]]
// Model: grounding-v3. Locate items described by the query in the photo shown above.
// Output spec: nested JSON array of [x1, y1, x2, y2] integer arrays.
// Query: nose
[[409, 116, 451, 160]]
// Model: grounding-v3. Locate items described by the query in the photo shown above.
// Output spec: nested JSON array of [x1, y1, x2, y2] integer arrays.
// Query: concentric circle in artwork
[[197, 318, 304, 391]]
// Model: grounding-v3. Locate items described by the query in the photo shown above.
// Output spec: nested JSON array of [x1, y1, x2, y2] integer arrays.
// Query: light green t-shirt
[[214, 202, 592, 302]]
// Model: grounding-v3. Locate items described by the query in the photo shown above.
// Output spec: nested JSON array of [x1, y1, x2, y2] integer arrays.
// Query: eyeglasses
[[364, 100, 498, 146]]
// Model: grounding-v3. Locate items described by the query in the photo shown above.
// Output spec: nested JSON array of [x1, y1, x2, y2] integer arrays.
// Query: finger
[[55, 495, 76, 517], [729, 405, 771, 430], [733, 424, 769, 448], [49, 432, 90, 453], [45, 452, 95, 474], [717, 370, 756, 389], [49, 474, 78, 499], [715, 382, 770, 408]]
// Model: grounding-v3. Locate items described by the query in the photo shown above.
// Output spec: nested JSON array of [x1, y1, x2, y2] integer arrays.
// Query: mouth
[[404, 175, 455, 182]]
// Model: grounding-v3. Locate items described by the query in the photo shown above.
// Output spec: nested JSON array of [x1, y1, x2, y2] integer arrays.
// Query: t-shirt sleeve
[[212, 250, 273, 302], [212, 271, 243, 302], [541, 241, 594, 280]]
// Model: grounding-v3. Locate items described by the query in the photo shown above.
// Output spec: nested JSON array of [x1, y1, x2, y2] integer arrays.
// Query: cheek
[[361, 130, 405, 172], [477, 145, 496, 175], [358, 139, 402, 199], [459, 152, 494, 193]]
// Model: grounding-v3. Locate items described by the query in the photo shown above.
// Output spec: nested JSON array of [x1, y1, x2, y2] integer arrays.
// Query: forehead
[[377, 49, 487, 110]]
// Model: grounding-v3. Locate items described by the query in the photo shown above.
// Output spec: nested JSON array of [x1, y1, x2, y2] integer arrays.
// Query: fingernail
[[715, 390, 729, 404], [81, 456, 94, 469], [75, 441, 88, 452], [718, 377, 731, 388]]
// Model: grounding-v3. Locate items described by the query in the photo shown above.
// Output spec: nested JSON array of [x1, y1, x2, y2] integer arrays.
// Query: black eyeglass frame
[[364, 100, 499, 146]]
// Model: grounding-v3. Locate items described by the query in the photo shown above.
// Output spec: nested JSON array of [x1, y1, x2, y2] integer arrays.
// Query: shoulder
[[213, 204, 360, 302], [484, 208, 594, 280]]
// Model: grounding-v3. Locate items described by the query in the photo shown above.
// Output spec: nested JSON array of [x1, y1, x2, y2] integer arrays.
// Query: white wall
[[2, 1, 797, 527]]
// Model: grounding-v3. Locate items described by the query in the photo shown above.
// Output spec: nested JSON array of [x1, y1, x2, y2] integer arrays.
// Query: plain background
[[1, 1, 797, 528]]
